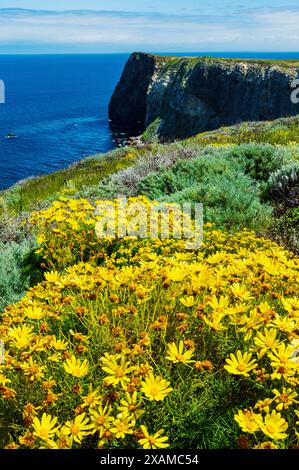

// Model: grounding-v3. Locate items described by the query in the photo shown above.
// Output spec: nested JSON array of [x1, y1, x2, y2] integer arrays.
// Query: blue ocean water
[[0, 54, 129, 189], [0, 52, 299, 190]]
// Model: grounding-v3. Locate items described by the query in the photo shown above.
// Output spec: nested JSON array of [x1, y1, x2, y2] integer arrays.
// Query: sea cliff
[[109, 52, 299, 139]]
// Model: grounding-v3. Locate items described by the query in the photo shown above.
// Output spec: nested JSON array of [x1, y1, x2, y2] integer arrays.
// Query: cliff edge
[[109, 52, 299, 139]]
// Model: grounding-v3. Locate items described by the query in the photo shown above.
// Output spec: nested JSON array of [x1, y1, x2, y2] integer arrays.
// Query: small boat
[[6, 133, 17, 139]]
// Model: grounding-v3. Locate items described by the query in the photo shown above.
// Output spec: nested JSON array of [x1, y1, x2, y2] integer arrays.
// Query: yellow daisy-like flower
[[281, 297, 299, 317], [234, 409, 262, 433], [32, 413, 59, 441], [165, 340, 195, 364], [239, 310, 263, 341], [207, 295, 230, 314], [269, 344, 297, 380], [8, 324, 34, 349], [48, 352, 63, 363], [117, 391, 144, 421], [272, 387, 298, 411], [254, 398, 273, 414], [260, 410, 288, 440], [167, 267, 187, 282], [0, 373, 11, 386], [81, 389, 102, 410], [44, 271, 61, 283], [224, 351, 257, 377], [50, 337, 68, 351], [63, 355, 89, 378], [63, 413, 92, 444], [22, 357, 46, 382], [62, 413, 91, 444], [254, 442, 278, 449], [141, 374, 173, 401], [202, 312, 227, 331], [36, 234, 46, 245], [97, 428, 114, 449], [179, 296, 196, 308], [101, 353, 135, 388], [230, 284, 253, 302], [110, 414, 134, 439], [138, 425, 169, 449], [253, 328, 280, 356], [90, 404, 113, 434], [270, 315, 296, 334], [24, 305, 45, 320]]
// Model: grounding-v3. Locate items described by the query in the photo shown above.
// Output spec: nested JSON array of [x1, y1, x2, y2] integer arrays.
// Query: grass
[[151, 53, 299, 69], [192, 116, 299, 146]]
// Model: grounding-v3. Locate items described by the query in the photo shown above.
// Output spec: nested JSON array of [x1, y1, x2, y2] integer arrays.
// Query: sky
[[0, 1, 299, 53]]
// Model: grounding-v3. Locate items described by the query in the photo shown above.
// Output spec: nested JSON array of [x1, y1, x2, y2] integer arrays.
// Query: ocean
[[0, 52, 299, 190]]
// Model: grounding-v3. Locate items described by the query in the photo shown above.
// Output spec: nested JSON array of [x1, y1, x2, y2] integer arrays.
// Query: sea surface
[[0, 52, 299, 190]]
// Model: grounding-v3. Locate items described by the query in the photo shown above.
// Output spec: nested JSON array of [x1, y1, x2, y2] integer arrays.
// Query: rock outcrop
[[109, 52, 299, 140]]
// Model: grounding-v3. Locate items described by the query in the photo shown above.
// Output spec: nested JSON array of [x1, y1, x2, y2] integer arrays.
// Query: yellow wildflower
[[138, 425, 169, 449], [8, 325, 34, 349], [81, 389, 102, 410], [32, 413, 59, 441], [253, 328, 280, 356], [272, 387, 298, 411], [141, 374, 173, 401], [22, 357, 46, 382], [230, 284, 253, 302], [260, 410, 288, 440], [117, 391, 144, 421], [0, 373, 11, 386], [50, 337, 68, 351], [254, 442, 278, 449], [63, 356, 89, 378], [179, 296, 196, 308], [234, 409, 262, 433], [90, 404, 113, 433], [269, 344, 297, 380], [44, 271, 61, 283], [207, 295, 230, 314], [101, 354, 135, 388], [110, 414, 134, 439], [24, 305, 45, 320], [63, 413, 92, 444], [165, 340, 195, 364], [224, 351, 257, 377]]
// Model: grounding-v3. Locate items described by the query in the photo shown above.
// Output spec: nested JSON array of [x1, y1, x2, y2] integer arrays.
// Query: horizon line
[[1, 51, 299, 56]]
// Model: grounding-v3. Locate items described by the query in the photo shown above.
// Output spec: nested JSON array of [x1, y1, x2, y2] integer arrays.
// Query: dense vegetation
[[0, 114, 299, 449]]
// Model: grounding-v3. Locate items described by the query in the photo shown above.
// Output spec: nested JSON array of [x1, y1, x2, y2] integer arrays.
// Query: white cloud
[[0, 8, 299, 52]]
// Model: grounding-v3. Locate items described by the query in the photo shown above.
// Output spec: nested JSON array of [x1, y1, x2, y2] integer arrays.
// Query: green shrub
[[0, 211, 33, 244], [137, 155, 271, 231], [0, 239, 43, 311], [141, 118, 161, 143], [160, 174, 272, 232], [226, 144, 288, 182], [137, 155, 238, 199], [270, 207, 299, 253], [105, 141, 209, 197], [265, 162, 299, 208]]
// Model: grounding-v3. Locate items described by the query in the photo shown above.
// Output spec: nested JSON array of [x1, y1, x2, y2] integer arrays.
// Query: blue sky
[[0, 1, 299, 53]]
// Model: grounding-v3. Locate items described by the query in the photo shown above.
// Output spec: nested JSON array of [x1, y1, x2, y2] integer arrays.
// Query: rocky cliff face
[[109, 53, 299, 140]]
